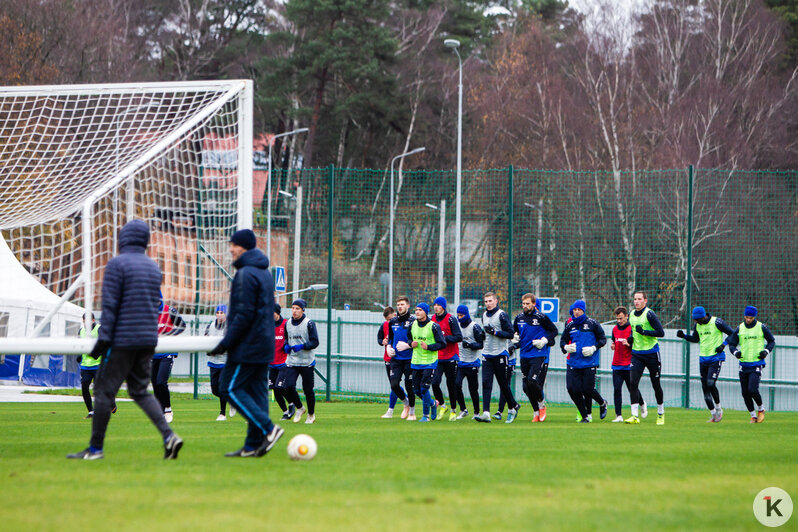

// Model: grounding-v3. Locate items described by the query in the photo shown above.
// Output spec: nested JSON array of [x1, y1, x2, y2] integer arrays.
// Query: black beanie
[[230, 229, 257, 250]]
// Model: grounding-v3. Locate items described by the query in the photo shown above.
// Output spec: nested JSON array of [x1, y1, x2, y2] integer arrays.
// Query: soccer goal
[[0, 81, 254, 369]]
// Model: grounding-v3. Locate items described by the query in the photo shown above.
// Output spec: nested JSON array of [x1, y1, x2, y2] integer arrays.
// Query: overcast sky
[[566, 0, 652, 48]]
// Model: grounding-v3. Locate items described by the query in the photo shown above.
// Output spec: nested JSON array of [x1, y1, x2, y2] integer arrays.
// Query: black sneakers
[[163, 433, 183, 460], [600, 401, 608, 420], [67, 448, 104, 460], [254, 425, 284, 457]]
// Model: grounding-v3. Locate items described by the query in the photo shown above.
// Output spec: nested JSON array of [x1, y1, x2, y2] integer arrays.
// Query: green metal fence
[[234, 165, 798, 411]]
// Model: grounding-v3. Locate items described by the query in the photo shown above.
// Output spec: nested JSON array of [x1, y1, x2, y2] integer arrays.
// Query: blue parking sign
[[273, 266, 286, 292], [537, 297, 559, 322]]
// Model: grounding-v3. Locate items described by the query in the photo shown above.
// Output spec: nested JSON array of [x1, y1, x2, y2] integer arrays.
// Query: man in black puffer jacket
[[209, 229, 283, 457], [68, 220, 182, 460]]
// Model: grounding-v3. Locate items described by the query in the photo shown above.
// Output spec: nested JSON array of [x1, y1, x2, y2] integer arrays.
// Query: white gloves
[[386, 345, 396, 358], [564, 343, 577, 353], [396, 341, 411, 352], [582, 345, 597, 357], [513, 333, 520, 343], [532, 338, 548, 349]]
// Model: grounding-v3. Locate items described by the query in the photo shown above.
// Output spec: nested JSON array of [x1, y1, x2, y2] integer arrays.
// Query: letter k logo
[[765, 496, 783, 517]]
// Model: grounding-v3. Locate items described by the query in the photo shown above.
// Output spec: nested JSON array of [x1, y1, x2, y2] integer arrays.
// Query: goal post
[[0, 80, 253, 362]]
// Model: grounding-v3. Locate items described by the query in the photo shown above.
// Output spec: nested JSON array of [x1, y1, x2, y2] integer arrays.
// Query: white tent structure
[[0, 235, 85, 384]]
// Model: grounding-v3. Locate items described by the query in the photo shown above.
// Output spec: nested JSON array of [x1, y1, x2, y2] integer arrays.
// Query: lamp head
[[444, 39, 461, 49]]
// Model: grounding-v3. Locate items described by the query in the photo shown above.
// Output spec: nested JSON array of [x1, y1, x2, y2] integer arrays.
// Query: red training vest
[[272, 318, 287, 365], [158, 306, 175, 335], [382, 321, 391, 362], [612, 324, 633, 367], [432, 312, 459, 360]]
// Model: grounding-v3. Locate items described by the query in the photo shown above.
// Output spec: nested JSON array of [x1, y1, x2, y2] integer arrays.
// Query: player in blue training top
[[676, 306, 734, 422], [378, 306, 409, 419], [625, 291, 666, 425], [561, 300, 606, 423], [386, 296, 417, 420], [727, 306, 775, 423], [509, 293, 558, 423]]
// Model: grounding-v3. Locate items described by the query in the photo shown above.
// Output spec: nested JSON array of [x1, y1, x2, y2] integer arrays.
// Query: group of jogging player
[[378, 290, 775, 424]]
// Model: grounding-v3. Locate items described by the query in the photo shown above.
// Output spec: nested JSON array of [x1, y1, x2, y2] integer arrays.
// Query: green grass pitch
[[2, 398, 796, 531]]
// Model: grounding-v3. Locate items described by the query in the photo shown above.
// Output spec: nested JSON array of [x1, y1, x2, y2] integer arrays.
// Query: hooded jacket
[[97, 220, 162, 348], [216, 248, 275, 364]]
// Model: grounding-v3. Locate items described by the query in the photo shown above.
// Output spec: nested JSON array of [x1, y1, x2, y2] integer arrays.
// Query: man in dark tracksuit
[[561, 300, 606, 423], [68, 220, 182, 460], [727, 306, 775, 423], [676, 306, 734, 422], [208, 229, 283, 457]]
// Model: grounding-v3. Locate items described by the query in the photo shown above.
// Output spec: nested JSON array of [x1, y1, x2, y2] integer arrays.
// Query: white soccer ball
[[286, 434, 317, 461]]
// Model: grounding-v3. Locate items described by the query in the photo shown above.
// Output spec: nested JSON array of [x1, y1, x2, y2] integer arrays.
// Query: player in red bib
[[270, 303, 294, 421], [610, 306, 646, 422], [431, 296, 462, 421]]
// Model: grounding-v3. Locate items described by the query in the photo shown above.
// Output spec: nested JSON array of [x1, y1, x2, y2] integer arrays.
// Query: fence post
[[326, 165, 334, 402], [336, 317, 342, 393], [683, 165, 694, 409], [193, 233, 202, 400], [508, 165, 515, 394], [769, 353, 776, 411], [508, 165, 514, 313]]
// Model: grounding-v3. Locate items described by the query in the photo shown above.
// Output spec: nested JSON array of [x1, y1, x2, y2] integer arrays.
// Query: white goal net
[[0, 80, 253, 359]]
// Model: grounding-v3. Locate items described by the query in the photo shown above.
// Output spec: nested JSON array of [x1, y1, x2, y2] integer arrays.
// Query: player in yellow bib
[[727, 306, 775, 423], [408, 303, 447, 422], [625, 291, 666, 425], [676, 306, 734, 422]]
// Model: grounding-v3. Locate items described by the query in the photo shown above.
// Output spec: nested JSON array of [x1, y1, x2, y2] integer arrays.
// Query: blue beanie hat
[[433, 296, 447, 311], [416, 302, 430, 315], [569, 299, 586, 315], [292, 298, 307, 310], [215, 304, 227, 313], [691, 306, 706, 319], [744, 305, 758, 317], [230, 229, 257, 250], [456, 304, 470, 318]]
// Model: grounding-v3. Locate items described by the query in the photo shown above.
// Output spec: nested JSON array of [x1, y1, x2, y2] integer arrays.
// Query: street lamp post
[[267, 127, 308, 259], [444, 38, 463, 307], [389, 147, 426, 305], [425, 200, 446, 297]]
